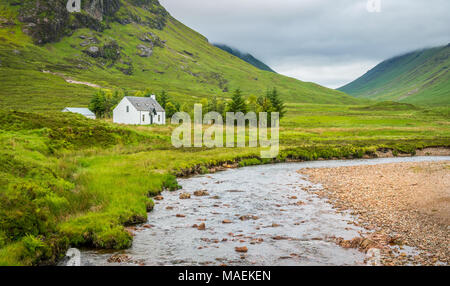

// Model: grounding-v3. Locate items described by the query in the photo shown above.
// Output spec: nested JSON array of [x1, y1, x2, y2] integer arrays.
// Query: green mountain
[[338, 45, 450, 106], [213, 44, 276, 73], [0, 0, 358, 112]]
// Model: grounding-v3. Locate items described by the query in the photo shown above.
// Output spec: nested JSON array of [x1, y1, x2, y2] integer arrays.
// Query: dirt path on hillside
[[299, 161, 450, 265], [42, 70, 102, 88]]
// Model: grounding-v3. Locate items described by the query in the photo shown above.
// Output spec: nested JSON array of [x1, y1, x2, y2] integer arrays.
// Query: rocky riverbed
[[300, 160, 449, 266]]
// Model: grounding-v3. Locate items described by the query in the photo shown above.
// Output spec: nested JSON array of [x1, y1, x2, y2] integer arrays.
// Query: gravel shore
[[299, 161, 449, 266]]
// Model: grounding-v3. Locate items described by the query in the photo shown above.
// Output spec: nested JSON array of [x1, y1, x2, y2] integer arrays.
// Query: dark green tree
[[174, 102, 181, 112], [158, 90, 169, 109], [256, 95, 275, 126], [227, 89, 247, 113], [89, 90, 106, 118], [266, 88, 286, 118], [89, 89, 123, 118]]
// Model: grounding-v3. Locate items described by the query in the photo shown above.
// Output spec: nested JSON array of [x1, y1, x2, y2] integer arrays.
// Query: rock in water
[[235, 246, 248, 253], [179, 193, 191, 199], [154, 195, 164, 201], [194, 190, 210, 196]]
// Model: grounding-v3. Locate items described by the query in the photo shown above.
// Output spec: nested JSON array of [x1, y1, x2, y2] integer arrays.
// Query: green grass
[[0, 103, 448, 265], [339, 45, 450, 106]]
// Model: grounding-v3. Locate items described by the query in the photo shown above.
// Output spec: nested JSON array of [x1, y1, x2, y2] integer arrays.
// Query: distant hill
[[338, 45, 450, 105], [214, 44, 276, 73], [0, 0, 358, 112]]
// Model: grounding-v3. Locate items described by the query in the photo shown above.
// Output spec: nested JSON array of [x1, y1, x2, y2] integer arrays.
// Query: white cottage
[[113, 96, 166, 125], [62, 107, 96, 119]]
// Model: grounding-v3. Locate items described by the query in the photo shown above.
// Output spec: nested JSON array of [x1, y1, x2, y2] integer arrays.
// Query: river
[[80, 156, 450, 266]]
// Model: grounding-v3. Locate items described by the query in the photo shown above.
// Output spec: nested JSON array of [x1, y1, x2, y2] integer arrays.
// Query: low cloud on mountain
[[160, 0, 450, 88]]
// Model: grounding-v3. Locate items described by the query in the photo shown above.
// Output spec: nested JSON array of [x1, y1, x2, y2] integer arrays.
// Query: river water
[[81, 156, 450, 266]]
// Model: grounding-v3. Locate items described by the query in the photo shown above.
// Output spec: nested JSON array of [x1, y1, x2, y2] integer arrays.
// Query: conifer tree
[[266, 88, 286, 118], [227, 89, 247, 113], [89, 90, 106, 118], [159, 90, 169, 109]]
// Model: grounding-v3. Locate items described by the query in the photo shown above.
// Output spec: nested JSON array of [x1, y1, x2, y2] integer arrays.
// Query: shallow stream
[[81, 156, 450, 266]]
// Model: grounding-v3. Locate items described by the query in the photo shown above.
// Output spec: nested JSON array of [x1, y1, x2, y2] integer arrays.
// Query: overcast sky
[[160, 0, 450, 88]]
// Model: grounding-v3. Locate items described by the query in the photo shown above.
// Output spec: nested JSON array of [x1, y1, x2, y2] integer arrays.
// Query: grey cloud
[[160, 0, 450, 88]]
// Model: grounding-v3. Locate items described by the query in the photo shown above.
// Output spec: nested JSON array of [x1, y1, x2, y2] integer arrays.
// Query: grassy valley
[[0, 0, 449, 266]]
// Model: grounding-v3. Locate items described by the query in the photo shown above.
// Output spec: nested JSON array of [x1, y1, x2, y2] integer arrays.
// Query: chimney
[[151, 94, 156, 100]]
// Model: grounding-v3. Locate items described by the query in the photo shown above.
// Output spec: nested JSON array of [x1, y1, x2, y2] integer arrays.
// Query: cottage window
[[126, 106, 129, 112], [158, 115, 161, 122], [143, 115, 145, 122]]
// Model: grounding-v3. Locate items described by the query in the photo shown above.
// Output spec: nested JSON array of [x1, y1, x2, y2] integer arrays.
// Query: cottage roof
[[125, 96, 165, 112], [62, 107, 95, 117]]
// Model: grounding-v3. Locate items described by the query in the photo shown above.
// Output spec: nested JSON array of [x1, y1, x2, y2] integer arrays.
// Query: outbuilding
[[62, 107, 96, 119]]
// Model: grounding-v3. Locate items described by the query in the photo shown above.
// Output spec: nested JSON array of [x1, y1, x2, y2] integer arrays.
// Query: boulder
[[107, 254, 132, 263], [137, 44, 153, 57], [194, 190, 209, 196], [84, 46, 100, 57], [138, 32, 164, 47], [179, 193, 191, 199], [80, 40, 90, 47], [235, 246, 248, 253], [239, 215, 259, 221]]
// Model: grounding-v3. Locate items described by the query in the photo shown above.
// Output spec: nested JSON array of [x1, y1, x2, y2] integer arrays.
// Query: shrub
[[0, 183, 53, 241], [162, 174, 181, 191], [22, 235, 46, 254]]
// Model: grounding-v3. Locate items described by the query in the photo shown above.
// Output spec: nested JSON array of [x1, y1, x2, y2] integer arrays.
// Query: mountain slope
[[213, 44, 276, 73], [338, 45, 450, 106], [0, 0, 358, 112]]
